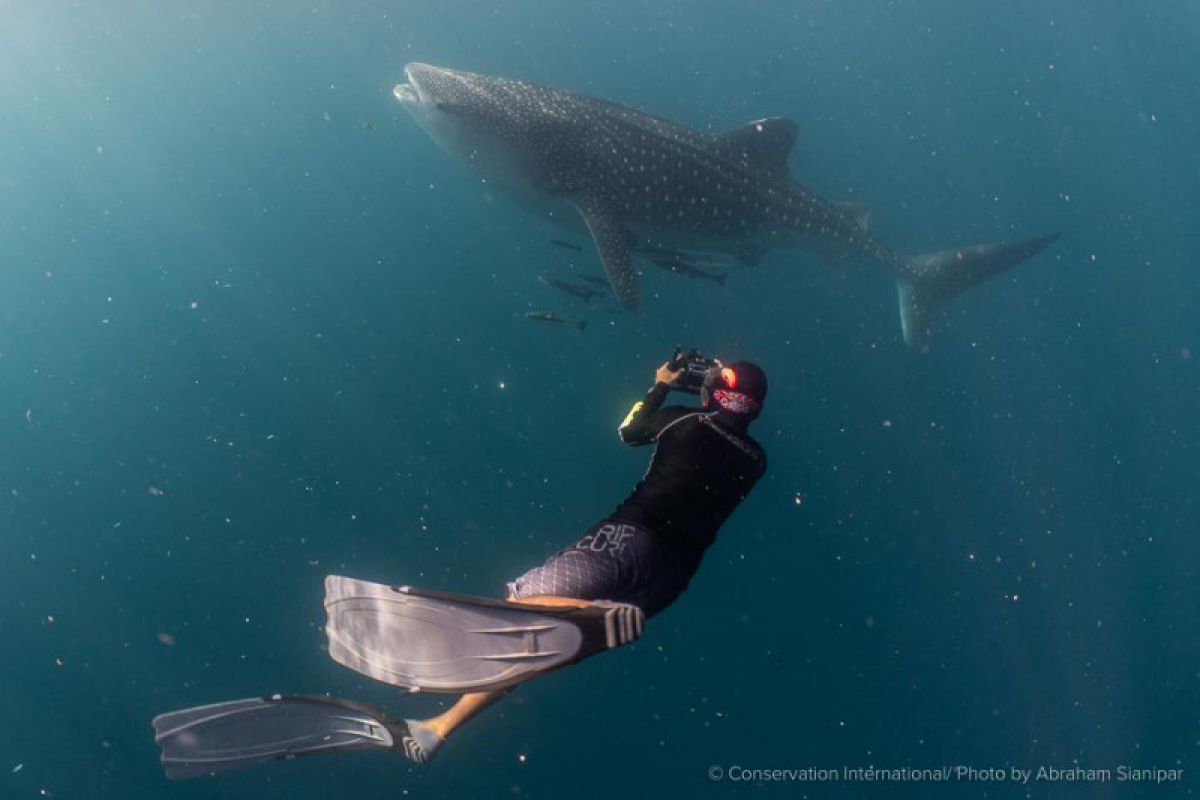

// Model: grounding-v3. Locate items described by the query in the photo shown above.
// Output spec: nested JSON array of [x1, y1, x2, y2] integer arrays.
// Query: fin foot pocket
[[586, 600, 645, 647], [398, 719, 444, 764]]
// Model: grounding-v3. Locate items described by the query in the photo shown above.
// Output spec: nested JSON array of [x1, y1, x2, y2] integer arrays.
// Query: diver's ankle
[[424, 718, 451, 740]]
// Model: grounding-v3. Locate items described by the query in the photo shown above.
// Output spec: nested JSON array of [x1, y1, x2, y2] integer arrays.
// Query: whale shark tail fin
[[897, 233, 1059, 349]]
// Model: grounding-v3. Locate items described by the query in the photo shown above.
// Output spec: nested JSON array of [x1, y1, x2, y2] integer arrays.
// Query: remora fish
[[394, 63, 1058, 347], [537, 274, 604, 303], [650, 257, 728, 287], [524, 311, 587, 333], [646, 247, 733, 269]]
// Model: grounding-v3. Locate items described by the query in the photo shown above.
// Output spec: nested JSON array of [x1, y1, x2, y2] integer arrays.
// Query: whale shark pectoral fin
[[713, 117, 799, 177], [575, 199, 639, 311]]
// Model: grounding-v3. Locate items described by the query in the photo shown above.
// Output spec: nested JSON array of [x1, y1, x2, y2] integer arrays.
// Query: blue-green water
[[2, 2, 1196, 798]]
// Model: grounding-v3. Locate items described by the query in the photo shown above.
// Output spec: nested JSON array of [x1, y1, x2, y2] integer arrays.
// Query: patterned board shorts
[[506, 519, 697, 618]]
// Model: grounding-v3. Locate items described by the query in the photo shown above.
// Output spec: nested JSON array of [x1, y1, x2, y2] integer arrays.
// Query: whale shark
[[393, 63, 1057, 347]]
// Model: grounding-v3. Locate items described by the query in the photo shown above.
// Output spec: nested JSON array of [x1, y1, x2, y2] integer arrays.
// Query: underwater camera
[[667, 347, 719, 395]]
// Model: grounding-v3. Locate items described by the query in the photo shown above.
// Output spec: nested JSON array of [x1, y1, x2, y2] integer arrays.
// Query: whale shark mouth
[[393, 79, 422, 105], [393, 64, 425, 105], [392, 83, 418, 104]]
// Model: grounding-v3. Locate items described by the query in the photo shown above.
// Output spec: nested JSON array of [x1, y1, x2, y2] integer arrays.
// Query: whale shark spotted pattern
[[393, 63, 1058, 347]]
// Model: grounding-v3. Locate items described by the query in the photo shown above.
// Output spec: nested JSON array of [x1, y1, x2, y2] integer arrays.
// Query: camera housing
[[668, 347, 719, 395]]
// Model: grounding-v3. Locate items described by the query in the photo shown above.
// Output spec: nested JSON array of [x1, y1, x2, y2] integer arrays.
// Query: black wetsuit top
[[613, 382, 767, 565]]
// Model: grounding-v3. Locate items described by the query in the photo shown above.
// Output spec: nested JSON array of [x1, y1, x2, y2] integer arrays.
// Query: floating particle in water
[[157, 632, 176, 647], [12, 763, 22, 773], [793, 492, 804, 507], [148, 486, 165, 497]]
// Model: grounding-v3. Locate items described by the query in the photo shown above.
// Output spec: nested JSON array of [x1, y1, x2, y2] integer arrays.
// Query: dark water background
[[1, 1, 1196, 798]]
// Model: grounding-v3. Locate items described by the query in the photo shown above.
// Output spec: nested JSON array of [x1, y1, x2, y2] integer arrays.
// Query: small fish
[[538, 275, 602, 303], [650, 258, 728, 286], [646, 247, 732, 269], [580, 274, 610, 288], [550, 239, 583, 252], [362, 120, 376, 131], [524, 311, 587, 333]]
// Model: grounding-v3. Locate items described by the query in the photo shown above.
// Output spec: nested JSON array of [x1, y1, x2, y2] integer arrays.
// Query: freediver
[[399, 356, 768, 762], [153, 354, 768, 775]]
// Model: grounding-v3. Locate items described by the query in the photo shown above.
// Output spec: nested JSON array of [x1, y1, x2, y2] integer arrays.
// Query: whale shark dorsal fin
[[574, 199, 639, 311], [713, 117, 799, 176]]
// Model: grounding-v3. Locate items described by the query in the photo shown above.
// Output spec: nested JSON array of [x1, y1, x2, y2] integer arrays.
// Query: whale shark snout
[[394, 63, 477, 108]]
